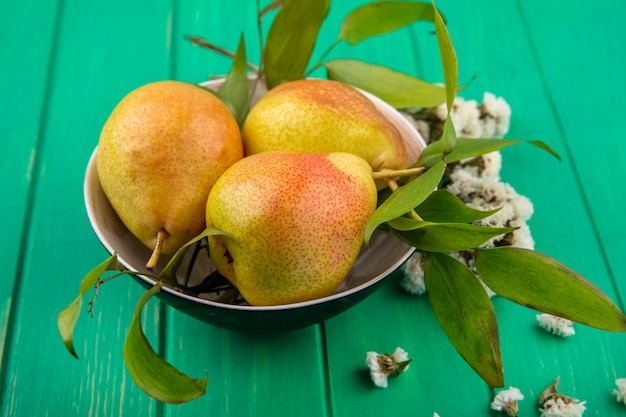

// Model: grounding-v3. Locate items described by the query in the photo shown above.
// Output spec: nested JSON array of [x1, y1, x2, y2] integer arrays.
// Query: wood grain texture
[[0, 0, 173, 414], [1, 0, 625, 416], [0, 0, 60, 374]]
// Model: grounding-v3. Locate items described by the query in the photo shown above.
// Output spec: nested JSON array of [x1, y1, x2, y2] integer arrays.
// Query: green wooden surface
[[1, 1, 625, 416]]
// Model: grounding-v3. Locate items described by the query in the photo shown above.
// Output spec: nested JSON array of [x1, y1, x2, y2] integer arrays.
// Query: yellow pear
[[242, 78, 408, 188], [97, 80, 243, 268], [206, 151, 378, 306]]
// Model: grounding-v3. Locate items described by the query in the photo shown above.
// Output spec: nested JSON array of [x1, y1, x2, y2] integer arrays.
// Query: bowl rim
[[85, 76, 424, 312]]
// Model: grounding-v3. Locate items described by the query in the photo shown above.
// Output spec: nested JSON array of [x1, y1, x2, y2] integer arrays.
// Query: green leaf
[[388, 219, 516, 252], [219, 33, 249, 125], [340, 1, 437, 46], [432, 0, 457, 153], [263, 0, 326, 89], [324, 59, 448, 109], [432, 0, 457, 114], [416, 189, 501, 223], [124, 282, 208, 403], [441, 116, 457, 156], [57, 254, 119, 359], [416, 138, 561, 168], [474, 247, 626, 332], [160, 227, 237, 283], [364, 161, 445, 246], [424, 253, 503, 387]]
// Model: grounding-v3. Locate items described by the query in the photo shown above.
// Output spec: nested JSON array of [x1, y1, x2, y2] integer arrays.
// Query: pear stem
[[371, 166, 426, 180], [387, 178, 423, 221], [146, 229, 167, 270]]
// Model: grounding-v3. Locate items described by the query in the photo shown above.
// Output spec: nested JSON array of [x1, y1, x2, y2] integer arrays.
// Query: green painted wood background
[[1, 0, 625, 415]]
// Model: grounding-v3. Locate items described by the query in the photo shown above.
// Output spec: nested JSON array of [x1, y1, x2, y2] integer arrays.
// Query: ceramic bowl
[[84, 77, 426, 333]]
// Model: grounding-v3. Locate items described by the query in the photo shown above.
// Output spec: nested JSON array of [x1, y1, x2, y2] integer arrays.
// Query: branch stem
[[371, 166, 426, 180], [185, 35, 260, 73], [304, 36, 343, 77]]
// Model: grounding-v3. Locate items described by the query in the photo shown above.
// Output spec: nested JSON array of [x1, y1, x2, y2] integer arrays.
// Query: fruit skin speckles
[[205, 151, 377, 306], [241, 78, 408, 189], [97, 80, 243, 264]]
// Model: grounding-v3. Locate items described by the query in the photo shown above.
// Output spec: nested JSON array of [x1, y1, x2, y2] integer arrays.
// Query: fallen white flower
[[540, 396, 586, 417], [365, 347, 411, 388], [537, 313, 576, 337], [491, 386, 524, 416], [613, 378, 626, 405]]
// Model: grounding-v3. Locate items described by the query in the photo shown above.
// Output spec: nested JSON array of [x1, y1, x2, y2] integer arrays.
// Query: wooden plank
[[326, 0, 626, 415], [403, 1, 626, 416], [0, 0, 59, 373], [516, 0, 626, 308], [162, 2, 423, 415], [0, 0, 175, 414], [322, 2, 495, 416], [163, 2, 336, 415], [162, 317, 329, 416], [325, 272, 493, 416], [506, 1, 626, 414]]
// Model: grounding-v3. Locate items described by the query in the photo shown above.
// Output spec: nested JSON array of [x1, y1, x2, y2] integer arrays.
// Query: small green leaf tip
[[57, 254, 119, 359], [264, 0, 325, 89], [124, 282, 208, 404], [340, 1, 438, 46]]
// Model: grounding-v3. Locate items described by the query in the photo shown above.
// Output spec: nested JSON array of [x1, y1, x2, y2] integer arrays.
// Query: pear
[[241, 79, 408, 188], [206, 150, 378, 306], [97, 80, 243, 269]]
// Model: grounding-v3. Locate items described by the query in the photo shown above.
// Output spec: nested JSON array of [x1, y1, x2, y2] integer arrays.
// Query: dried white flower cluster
[[365, 347, 412, 388], [400, 93, 534, 296], [536, 313, 576, 337], [613, 378, 626, 405], [540, 395, 586, 417], [491, 386, 524, 416], [538, 377, 586, 417], [407, 92, 512, 143]]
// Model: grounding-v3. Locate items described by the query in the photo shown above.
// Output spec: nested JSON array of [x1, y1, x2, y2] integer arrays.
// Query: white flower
[[509, 224, 535, 250], [480, 92, 512, 137], [433, 413, 441, 417], [537, 313, 576, 337], [491, 386, 524, 416], [538, 378, 586, 417], [432, 100, 449, 121], [613, 378, 626, 404], [451, 98, 482, 138], [365, 352, 388, 388], [445, 166, 534, 249], [400, 252, 426, 295], [540, 396, 586, 417], [365, 347, 412, 388], [479, 151, 503, 179]]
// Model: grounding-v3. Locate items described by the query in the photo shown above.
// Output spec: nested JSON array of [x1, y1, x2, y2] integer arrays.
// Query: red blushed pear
[[97, 80, 243, 269], [205, 151, 378, 306], [242, 79, 408, 189]]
